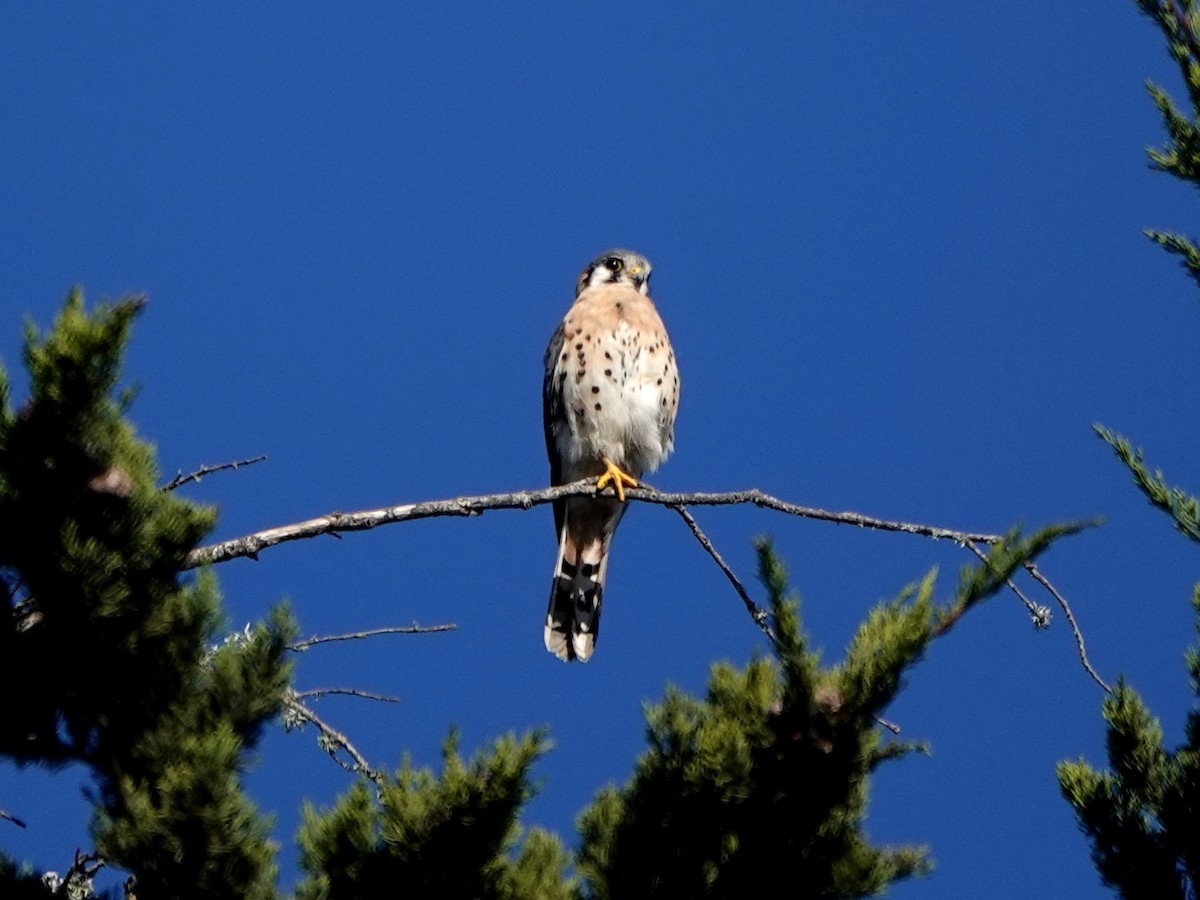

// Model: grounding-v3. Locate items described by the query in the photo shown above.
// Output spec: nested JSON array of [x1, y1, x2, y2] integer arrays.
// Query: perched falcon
[[542, 249, 680, 661]]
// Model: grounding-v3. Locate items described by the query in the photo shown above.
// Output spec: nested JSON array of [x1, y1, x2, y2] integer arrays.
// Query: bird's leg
[[595, 456, 639, 502]]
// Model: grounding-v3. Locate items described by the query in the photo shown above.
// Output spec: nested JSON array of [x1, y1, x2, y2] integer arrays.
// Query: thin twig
[[1024, 561, 1114, 694], [163, 454, 268, 492], [185, 480, 1008, 569], [963, 540, 1052, 629], [959, 542, 1111, 694], [290, 623, 456, 651], [294, 687, 402, 703], [0, 806, 26, 829], [284, 693, 384, 785], [670, 504, 775, 643]]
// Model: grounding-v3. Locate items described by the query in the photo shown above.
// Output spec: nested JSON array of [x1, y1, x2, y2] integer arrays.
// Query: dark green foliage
[[1058, 431, 1200, 897], [1094, 425, 1200, 544], [0, 290, 1089, 898], [1058, 584, 1200, 896], [296, 730, 574, 900], [1135, 0, 1200, 291], [296, 529, 1069, 900], [0, 292, 293, 898], [1059, 671, 1198, 899], [576, 531, 1066, 899], [1058, 7, 1200, 897]]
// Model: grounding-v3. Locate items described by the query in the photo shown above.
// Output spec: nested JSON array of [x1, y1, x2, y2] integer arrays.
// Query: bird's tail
[[544, 511, 612, 662]]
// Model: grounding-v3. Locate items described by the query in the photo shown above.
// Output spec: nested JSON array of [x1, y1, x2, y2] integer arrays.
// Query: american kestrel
[[542, 249, 680, 661]]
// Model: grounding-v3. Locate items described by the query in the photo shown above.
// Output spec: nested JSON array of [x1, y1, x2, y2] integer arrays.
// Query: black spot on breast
[[594, 402, 602, 411], [656, 378, 662, 386], [591, 385, 600, 394], [604, 369, 612, 377], [604, 351, 613, 360]]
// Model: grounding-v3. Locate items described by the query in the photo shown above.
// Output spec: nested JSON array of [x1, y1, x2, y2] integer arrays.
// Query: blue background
[[2, 5, 1196, 897]]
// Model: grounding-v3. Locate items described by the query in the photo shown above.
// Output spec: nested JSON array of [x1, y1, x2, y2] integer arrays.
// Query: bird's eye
[[605, 258, 622, 272]]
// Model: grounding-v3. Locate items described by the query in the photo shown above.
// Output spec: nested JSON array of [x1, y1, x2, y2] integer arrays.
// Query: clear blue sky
[[2, 4, 1197, 897]]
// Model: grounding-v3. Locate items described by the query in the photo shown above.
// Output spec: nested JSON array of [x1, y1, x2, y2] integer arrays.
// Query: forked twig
[[960, 540, 1111, 694], [1025, 561, 1113, 694], [963, 540, 1052, 628], [284, 693, 384, 785]]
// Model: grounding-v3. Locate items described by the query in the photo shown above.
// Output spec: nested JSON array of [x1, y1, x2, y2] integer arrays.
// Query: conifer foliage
[[0, 293, 294, 898], [1055, 4, 1200, 898], [0, 291, 1081, 897], [573, 531, 1070, 899], [296, 731, 574, 899], [1135, 0, 1200, 291]]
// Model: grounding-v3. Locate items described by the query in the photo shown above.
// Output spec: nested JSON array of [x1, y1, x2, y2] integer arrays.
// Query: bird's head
[[576, 249, 653, 298]]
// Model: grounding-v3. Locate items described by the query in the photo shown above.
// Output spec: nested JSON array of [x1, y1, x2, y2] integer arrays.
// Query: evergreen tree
[[573, 532, 1069, 898], [1056, 3, 1200, 898], [296, 731, 573, 900], [0, 293, 293, 898], [294, 526, 1071, 898], [1, 291, 1082, 897]]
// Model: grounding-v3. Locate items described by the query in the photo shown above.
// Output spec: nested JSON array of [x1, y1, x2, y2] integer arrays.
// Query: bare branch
[[670, 504, 775, 643], [1024, 561, 1114, 695], [957, 540, 1111, 695], [963, 540, 1052, 629], [187, 478, 1105, 693], [0, 806, 26, 829], [163, 454, 268, 492], [290, 623, 456, 651], [294, 687, 402, 704], [283, 692, 384, 785], [185, 479, 1009, 569]]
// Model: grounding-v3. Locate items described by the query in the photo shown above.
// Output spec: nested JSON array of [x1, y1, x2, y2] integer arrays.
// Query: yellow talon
[[595, 457, 639, 502]]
